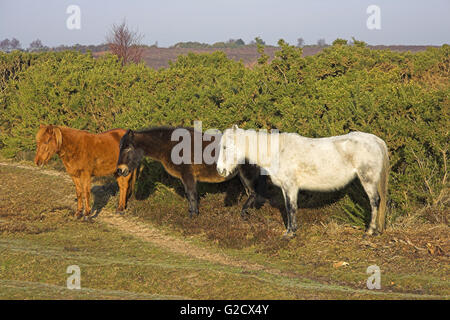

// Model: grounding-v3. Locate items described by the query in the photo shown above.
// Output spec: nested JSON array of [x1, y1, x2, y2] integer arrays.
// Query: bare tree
[[297, 38, 304, 47], [0, 38, 21, 52], [317, 38, 327, 47], [29, 39, 45, 52], [106, 20, 144, 66], [0, 39, 11, 51], [10, 38, 21, 50]]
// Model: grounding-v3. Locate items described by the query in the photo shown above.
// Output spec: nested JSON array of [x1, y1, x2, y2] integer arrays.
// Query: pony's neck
[[134, 131, 164, 160], [237, 130, 276, 174], [241, 130, 259, 165]]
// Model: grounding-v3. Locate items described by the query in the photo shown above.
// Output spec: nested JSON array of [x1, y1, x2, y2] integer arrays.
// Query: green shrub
[[0, 42, 448, 221]]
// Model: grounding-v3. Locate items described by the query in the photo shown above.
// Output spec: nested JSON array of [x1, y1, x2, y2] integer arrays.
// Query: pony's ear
[[53, 127, 62, 150], [232, 124, 239, 130], [128, 129, 134, 138], [40, 124, 46, 129], [45, 125, 54, 135]]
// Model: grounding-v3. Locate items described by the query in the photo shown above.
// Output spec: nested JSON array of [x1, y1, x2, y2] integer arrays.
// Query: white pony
[[217, 125, 389, 237]]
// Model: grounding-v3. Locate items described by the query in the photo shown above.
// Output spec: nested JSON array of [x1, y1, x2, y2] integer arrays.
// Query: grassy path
[[0, 161, 448, 299]]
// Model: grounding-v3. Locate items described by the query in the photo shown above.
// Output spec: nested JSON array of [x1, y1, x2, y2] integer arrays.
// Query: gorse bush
[[0, 41, 448, 220]]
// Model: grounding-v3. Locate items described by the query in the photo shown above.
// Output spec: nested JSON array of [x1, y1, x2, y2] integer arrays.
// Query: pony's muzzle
[[116, 165, 130, 177], [217, 168, 227, 177]]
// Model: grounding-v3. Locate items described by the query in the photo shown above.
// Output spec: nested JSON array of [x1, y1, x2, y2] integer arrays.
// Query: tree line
[[1, 20, 331, 54]]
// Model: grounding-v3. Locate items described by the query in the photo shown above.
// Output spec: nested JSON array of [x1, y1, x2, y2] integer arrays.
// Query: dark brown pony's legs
[[181, 172, 198, 217], [237, 165, 266, 218], [128, 168, 138, 199], [238, 167, 257, 218]]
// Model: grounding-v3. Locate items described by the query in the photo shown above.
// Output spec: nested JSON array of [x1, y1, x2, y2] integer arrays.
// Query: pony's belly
[[296, 170, 356, 191], [92, 156, 117, 176], [297, 177, 352, 191], [194, 164, 231, 183]]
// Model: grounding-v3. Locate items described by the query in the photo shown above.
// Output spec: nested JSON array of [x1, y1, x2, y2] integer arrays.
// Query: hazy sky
[[1, 0, 449, 48]]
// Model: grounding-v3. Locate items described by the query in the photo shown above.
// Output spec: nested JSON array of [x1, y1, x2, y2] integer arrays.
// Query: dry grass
[[0, 160, 448, 299]]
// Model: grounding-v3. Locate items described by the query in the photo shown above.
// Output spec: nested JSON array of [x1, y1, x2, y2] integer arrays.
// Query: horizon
[[1, 0, 449, 48]]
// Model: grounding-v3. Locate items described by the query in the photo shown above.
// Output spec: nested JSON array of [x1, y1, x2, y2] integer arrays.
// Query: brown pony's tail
[[376, 142, 389, 233]]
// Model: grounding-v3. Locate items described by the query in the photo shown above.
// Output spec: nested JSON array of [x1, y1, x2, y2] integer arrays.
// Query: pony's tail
[[376, 142, 389, 233]]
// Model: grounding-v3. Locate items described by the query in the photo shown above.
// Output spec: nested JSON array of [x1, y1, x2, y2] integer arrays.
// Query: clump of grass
[[331, 198, 369, 229], [421, 207, 449, 225]]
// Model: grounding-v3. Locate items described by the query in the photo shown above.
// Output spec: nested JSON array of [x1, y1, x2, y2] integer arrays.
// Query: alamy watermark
[[67, 265, 81, 289], [170, 121, 280, 175], [366, 265, 381, 289], [66, 5, 81, 30], [366, 5, 381, 30]]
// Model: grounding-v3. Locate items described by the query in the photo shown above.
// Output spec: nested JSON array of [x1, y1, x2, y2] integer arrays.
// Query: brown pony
[[34, 124, 137, 220]]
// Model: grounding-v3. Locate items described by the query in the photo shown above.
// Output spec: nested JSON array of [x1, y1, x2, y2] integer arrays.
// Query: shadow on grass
[[89, 160, 250, 217], [264, 177, 372, 229], [133, 159, 258, 207], [89, 158, 372, 229], [90, 178, 119, 217]]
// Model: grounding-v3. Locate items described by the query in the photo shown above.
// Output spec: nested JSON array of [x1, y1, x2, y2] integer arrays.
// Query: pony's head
[[116, 129, 144, 177], [217, 124, 245, 177], [34, 124, 62, 166]]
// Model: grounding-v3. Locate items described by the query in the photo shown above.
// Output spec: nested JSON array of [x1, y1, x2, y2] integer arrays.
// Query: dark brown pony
[[116, 127, 265, 217], [34, 125, 137, 220]]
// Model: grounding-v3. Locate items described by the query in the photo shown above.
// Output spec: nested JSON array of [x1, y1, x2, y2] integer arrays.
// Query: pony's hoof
[[75, 212, 83, 220], [240, 210, 250, 220], [189, 211, 199, 218], [255, 196, 266, 209], [365, 228, 379, 237], [116, 210, 125, 215], [83, 215, 93, 223], [282, 231, 296, 240]]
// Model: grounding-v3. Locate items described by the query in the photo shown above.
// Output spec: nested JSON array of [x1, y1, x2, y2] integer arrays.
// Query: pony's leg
[[181, 173, 198, 217], [254, 173, 267, 207], [116, 175, 131, 214], [281, 187, 298, 238], [286, 188, 298, 235], [281, 188, 290, 230], [81, 173, 92, 220], [127, 168, 138, 200], [357, 174, 380, 235], [71, 176, 83, 218], [237, 166, 258, 218]]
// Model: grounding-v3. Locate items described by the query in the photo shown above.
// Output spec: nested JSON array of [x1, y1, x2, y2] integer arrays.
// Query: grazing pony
[[115, 127, 265, 217], [217, 125, 389, 237], [34, 125, 138, 220]]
